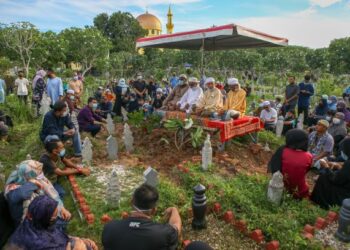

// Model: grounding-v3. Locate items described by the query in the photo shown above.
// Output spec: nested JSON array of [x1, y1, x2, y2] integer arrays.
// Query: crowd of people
[[1, 68, 350, 249]]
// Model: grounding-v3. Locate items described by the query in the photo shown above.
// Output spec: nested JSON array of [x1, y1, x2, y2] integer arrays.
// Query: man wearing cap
[[221, 77, 246, 120], [195, 77, 223, 117], [177, 77, 203, 114], [63, 89, 77, 115], [260, 101, 277, 131], [309, 119, 334, 168], [162, 74, 189, 111]]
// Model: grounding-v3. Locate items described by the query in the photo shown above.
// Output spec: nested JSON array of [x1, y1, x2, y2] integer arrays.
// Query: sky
[[0, 0, 349, 48]]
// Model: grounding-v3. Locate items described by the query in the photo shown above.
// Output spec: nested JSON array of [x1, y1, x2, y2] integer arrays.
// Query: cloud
[[309, 0, 342, 7]]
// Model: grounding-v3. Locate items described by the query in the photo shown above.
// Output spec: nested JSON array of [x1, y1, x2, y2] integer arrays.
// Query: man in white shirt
[[15, 71, 29, 103], [260, 101, 277, 131], [177, 77, 203, 114]]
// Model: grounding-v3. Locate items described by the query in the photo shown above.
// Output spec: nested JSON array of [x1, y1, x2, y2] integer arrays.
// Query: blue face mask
[[92, 103, 98, 110], [59, 149, 66, 157], [341, 151, 348, 161]]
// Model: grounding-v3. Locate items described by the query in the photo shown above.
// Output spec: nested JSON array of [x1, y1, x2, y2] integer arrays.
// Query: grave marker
[[107, 136, 118, 160], [106, 168, 121, 208], [106, 114, 115, 135], [82, 137, 93, 165], [143, 167, 158, 187], [123, 123, 134, 153]]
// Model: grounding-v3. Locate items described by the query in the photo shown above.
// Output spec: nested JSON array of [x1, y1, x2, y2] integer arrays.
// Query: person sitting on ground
[[39, 135, 90, 198], [328, 112, 347, 153], [308, 119, 334, 169], [152, 88, 166, 111], [308, 96, 329, 126], [63, 89, 77, 115], [311, 138, 350, 209], [98, 95, 113, 118], [40, 101, 82, 158], [260, 101, 277, 131], [282, 110, 297, 135], [177, 77, 203, 114], [102, 184, 181, 250], [127, 93, 140, 113], [221, 77, 246, 120], [194, 77, 223, 118], [162, 74, 189, 111], [8, 195, 97, 250], [77, 97, 106, 137], [141, 97, 153, 118], [268, 129, 312, 199], [4, 160, 71, 228], [69, 73, 83, 105], [103, 89, 116, 104], [336, 100, 350, 124], [94, 86, 104, 103], [274, 96, 283, 115], [328, 95, 337, 112], [162, 78, 172, 97], [215, 81, 227, 102], [113, 78, 130, 117]]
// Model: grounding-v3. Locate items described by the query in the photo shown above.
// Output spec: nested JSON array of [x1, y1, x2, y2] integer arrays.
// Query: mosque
[[136, 5, 174, 37]]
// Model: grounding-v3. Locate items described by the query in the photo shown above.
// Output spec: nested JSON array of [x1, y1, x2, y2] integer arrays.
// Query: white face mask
[[332, 118, 341, 125], [36, 173, 45, 180], [326, 116, 331, 121]]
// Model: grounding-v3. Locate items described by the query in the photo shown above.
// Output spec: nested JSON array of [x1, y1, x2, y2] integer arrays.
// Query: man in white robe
[[177, 77, 203, 114]]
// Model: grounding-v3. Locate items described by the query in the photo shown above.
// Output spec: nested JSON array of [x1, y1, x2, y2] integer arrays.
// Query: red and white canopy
[[136, 24, 288, 50]]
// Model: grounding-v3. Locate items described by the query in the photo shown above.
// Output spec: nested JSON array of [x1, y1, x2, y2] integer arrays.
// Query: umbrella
[[136, 23, 288, 50]]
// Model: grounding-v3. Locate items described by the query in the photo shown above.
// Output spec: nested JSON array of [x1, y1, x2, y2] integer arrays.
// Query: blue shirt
[[47, 77, 63, 105], [344, 87, 350, 95], [40, 110, 75, 141], [170, 76, 178, 89], [298, 82, 314, 108]]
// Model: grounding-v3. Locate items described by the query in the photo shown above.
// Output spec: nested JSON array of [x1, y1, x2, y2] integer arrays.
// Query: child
[[152, 88, 165, 111], [282, 110, 297, 135]]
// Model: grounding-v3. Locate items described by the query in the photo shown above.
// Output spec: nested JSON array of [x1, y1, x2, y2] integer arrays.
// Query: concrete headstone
[[123, 123, 134, 153], [106, 114, 115, 135], [143, 167, 158, 187], [82, 137, 93, 165], [107, 135, 118, 160], [106, 168, 121, 208], [201, 134, 212, 171]]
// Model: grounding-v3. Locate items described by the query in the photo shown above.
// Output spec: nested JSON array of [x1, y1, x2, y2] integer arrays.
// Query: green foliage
[[190, 127, 204, 148], [328, 37, 350, 74], [258, 130, 284, 150], [127, 110, 144, 128], [93, 11, 147, 53]]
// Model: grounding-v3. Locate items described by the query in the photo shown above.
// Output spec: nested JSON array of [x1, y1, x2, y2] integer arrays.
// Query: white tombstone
[[297, 113, 304, 130], [106, 168, 121, 208], [123, 123, 134, 153], [26, 154, 32, 160], [202, 134, 212, 171], [143, 167, 158, 187], [275, 116, 284, 137], [106, 114, 115, 135], [71, 111, 79, 131], [263, 142, 271, 152], [107, 136, 118, 160], [82, 137, 93, 165], [39, 92, 51, 117], [267, 171, 284, 205], [121, 107, 128, 122]]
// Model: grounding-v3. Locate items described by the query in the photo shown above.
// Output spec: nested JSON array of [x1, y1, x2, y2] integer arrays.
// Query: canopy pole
[[200, 36, 205, 77]]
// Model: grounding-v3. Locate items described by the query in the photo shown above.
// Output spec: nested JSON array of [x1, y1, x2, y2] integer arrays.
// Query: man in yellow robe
[[195, 77, 223, 117], [221, 77, 246, 120]]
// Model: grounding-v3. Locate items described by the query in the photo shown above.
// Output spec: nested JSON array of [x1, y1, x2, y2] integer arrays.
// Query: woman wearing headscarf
[[32, 70, 47, 116], [268, 129, 313, 199], [5, 160, 71, 227], [336, 100, 350, 124], [113, 78, 130, 117], [9, 195, 97, 250], [311, 138, 350, 209], [328, 112, 347, 154], [308, 96, 329, 126]]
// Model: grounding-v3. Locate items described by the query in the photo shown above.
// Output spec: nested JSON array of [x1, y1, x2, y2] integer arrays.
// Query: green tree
[[93, 11, 147, 53], [328, 37, 350, 74], [0, 22, 40, 77], [60, 27, 112, 76]]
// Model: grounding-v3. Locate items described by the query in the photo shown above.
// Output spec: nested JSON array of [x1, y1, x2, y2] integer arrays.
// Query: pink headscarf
[[32, 70, 47, 89]]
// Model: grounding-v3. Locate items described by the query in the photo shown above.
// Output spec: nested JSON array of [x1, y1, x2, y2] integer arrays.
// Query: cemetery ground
[[0, 100, 346, 250]]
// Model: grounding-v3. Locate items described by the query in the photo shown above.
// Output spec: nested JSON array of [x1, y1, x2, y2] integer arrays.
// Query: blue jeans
[[84, 124, 101, 137], [53, 182, 66, 200], [62, 130, 82, 157]]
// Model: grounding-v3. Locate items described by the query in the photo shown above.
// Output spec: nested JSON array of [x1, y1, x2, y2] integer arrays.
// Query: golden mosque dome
[[137, 11, 162, 36]]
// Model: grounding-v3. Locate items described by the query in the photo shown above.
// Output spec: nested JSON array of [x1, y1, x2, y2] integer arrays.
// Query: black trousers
[[298, 106, 309, 125]]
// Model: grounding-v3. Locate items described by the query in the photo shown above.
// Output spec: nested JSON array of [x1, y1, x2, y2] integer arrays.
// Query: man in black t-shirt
[[102, 184, 182, 250]]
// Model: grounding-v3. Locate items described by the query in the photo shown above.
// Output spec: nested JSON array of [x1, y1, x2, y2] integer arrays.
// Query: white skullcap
[[119, 78, 126, 84], [179, 74, 187, 79], [98, 86, 103, 90], [106, 89, 111, 92], [136, 75, 142, 80], [205, 77, 215, 85], [227, 78, 239, 85], [189, 77, 199, 83], [67, 89, 75, 94], [156, 88, 163, 93], [262, 101, 271, 107]]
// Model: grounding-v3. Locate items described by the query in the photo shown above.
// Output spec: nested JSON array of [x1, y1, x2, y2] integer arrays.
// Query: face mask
[[92, 103, 98, 110], [69, 95, 75, 100], [325, 116, 331, 121], [130, 98, 135, 102], [332, 118, 341, 124], [327, 100, 332, 104], [73, 76, 79, 81], [341, 151, 348, 161], [36, 173, 45, 180], [59, 149, 66, 157], [178, 80, 183, 85]]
